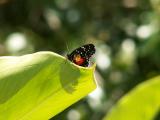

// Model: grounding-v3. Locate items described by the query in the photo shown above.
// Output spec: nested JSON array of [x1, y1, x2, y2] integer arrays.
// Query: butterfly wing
[[67, 44, 95, 67]]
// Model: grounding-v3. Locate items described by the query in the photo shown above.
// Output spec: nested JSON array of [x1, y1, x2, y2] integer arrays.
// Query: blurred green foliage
[[104, 76, 160, 120], [0, 0, 160, 120]]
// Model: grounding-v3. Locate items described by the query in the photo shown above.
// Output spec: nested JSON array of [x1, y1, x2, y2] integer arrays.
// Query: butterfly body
[[67, 44, 95, 67]]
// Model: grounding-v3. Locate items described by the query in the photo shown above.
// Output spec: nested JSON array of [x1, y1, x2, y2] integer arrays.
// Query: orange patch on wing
[[73, 54, 85, 65]]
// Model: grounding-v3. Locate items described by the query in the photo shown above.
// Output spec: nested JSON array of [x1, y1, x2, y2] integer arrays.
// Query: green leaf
[[0, 51, 96, 120], [103, 76, 160, 120]]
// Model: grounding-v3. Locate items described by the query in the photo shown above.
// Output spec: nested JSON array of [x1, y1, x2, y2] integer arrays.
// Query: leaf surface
[[0, 52, 96, 120]]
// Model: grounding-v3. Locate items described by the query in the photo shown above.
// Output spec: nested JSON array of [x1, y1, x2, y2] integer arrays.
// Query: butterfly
[[67, 44, 96, 67]]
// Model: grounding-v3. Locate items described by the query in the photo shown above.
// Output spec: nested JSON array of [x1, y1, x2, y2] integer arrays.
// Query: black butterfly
[[67, 44, 96, 67]]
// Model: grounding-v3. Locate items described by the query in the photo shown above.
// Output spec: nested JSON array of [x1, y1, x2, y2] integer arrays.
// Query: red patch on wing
[[73, 54, 85, 65]]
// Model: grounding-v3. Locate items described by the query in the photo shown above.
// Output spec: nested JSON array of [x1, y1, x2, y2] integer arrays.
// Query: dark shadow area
[[60, 60, 80, 93], [154, 110, 160, 120]]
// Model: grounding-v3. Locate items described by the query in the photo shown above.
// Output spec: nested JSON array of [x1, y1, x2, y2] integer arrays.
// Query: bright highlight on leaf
[[0, 51, 96, 120], [103, 76, 160, 120]]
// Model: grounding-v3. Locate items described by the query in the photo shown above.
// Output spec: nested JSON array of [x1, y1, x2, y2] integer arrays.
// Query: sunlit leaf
[[0, 51, 96, 120]]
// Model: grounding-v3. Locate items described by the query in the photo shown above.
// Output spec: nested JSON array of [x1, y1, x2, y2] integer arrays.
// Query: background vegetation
[[0, 0, 160, 120]]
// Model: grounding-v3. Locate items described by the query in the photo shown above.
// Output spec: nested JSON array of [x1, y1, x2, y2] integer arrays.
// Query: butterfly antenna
[[64, 41, 70, 67], [64, 41, 74, 69], [66, 43, 70, 54], [65, 40, 70, 54]]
